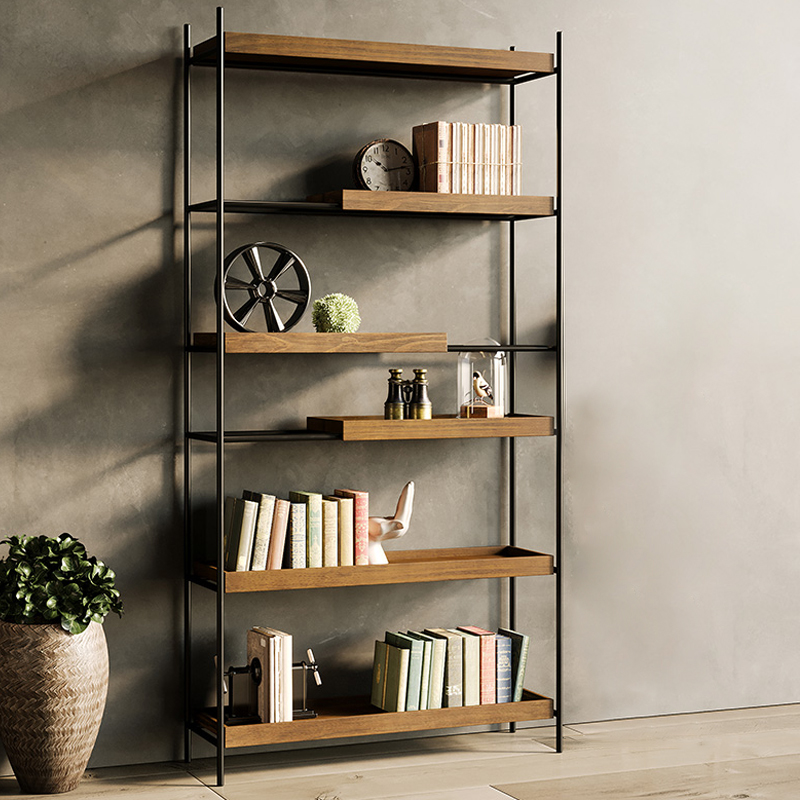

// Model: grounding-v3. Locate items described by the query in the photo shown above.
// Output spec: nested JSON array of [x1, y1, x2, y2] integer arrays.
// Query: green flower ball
[[312, 293, 361, 333]]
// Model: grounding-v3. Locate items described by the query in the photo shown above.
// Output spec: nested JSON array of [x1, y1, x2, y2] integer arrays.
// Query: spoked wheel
[[216, 242, 311, 333]]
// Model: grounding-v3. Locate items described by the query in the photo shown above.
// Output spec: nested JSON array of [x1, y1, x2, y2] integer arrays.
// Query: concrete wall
[[1, 0, 798, 768]]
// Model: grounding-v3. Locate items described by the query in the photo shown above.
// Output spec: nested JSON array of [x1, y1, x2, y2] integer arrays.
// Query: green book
[[423, 628, 462, 707], [289, 491, 322, 568], [371, 640, 409, 712], [386, 632, 423, 711], [405, 632, 433, 710], [450, 629, 480, 707], [498, 627, 530, 702]]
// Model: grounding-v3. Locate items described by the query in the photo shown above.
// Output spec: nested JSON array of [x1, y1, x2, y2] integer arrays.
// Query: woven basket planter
[[0, 620, 108, 794]]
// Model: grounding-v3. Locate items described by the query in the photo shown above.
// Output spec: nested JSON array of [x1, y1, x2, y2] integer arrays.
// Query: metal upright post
[[554, 29, 564, 755], [215, 5, 226, 787], [182, 21, 193, 766], [507, 48, 517, 736]]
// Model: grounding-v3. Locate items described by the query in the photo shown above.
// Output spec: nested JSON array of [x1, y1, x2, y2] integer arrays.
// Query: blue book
[[386, 632, 423, 711], [405, 632, 433, 710], [495, 633, 513, 703], [498, 627, 530, 702]]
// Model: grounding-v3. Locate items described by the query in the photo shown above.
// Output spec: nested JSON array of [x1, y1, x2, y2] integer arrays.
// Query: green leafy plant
[[312, 293, 361, 333], [0, 533, 123, 635]]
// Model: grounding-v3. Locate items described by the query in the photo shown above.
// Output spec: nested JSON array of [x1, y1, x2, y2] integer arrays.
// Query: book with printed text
[[333, 489, 369, 565]]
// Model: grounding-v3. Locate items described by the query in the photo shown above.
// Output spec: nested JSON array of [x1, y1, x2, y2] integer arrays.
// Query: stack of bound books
[[223, 488, 369, 572], [412, 121, 522, 195], [246, 625, 293, 723], [371, 625, 529, 712]]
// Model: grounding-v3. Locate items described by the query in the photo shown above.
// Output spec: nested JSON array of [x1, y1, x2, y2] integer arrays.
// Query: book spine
[[307, 494, 322, 568], [384, 645, 410, 713], [453, 630, 479, 706], [248, 494, 275, 571], [465, 123, 475, 194], [511, 124, 522, 195], [338, 497, 354, 566], [451, 123, 462, 194], [479, 635, 497, 704], [371, 640, 389, 709], [474, 123, 485, 194], [428, 638, 446, 709], [321, 498, 339, 567], [512, 633, 529, 701], [287, 502, 306, 568], [266, 499, 290, 570], [496, 635, 512, 703], [234, 499, 258, 572], [352, 494, 369, 566], [386, 633, 423, 712], [438, 121, 451, 193]]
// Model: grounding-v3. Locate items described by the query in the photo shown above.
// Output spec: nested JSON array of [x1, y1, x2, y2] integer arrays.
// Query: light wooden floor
[[1, 704, 798, 799]]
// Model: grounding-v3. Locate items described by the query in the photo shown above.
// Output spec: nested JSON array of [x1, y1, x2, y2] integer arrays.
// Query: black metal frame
[[183, 8, 563, 785]]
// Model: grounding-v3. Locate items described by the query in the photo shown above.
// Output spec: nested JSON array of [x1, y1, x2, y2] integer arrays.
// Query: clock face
[[354, 139, 416, 191]]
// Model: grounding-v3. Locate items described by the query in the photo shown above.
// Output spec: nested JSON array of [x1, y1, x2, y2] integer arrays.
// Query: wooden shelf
[[193, 546, 554, 593], [193, 689, 554, 748], [191, 33, 554, 83], [306, 191, 555, 219], [191, 331, 447, 354], [307, 414, 555, 441], [189, 194, 554, 220]]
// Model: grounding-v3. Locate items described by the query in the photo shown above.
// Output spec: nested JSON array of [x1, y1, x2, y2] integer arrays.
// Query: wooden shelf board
[[189, 195, 554, 220], [191, 332, 448, 354], [193, 546, 554, 593], [307, 414, 555, 441], [194, 689, 554, 747], [192, 33, 554, 82], [308, 190, 555, 218]]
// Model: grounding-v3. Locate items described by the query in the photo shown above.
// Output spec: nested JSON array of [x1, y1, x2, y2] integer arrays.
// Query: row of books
[[224, 488, 369, 572], [246, 625, 293, 723], [371, 625, 529, 713], [412, 120, 522, 196]]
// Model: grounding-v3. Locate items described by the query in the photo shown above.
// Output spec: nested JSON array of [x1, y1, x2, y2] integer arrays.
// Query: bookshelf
[[183, 9, 562, 786]]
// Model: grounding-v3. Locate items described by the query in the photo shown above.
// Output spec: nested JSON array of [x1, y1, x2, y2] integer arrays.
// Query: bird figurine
[[472, 371, 493, 404], [367, 481, 415, 565]]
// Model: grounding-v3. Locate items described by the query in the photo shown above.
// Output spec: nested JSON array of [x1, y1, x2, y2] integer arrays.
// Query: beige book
[[321, 497, 339, 567], [325, 494, 354, 566]]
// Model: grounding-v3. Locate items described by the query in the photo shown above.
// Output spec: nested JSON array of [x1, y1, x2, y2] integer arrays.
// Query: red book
[[334, 489, 369, 565], [457, 625, 497, 704]]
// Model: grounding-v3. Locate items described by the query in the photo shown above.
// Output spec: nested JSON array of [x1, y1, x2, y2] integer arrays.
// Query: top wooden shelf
[[191, 332, 447, 354], [191, 33, 554, 83]]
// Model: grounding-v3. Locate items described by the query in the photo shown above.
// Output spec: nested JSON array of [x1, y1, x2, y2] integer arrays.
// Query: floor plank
[[494, 752, 800, 800]]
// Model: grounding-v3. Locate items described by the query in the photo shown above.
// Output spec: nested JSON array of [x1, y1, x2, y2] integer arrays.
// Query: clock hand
[[373, 159, 389, 172]]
